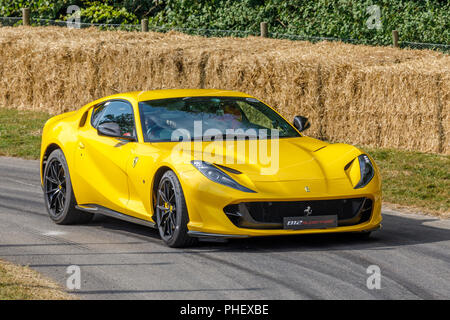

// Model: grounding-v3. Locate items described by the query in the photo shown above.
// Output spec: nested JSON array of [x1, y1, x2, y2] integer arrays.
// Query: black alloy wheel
[[155, 171, 196, 247], [45, 158, 67, 218], [43, 149, 93, 225]]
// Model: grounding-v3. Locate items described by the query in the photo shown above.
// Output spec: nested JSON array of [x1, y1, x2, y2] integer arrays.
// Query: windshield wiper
[[192, 133, 259, 141]]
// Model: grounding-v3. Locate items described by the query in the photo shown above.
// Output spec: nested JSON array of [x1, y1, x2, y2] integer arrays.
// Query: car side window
[[91, 100, 136, 138], [91, 103, 107, 128]]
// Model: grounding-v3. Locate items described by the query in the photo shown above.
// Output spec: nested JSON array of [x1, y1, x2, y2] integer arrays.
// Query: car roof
[[117, 89, 253, 102]]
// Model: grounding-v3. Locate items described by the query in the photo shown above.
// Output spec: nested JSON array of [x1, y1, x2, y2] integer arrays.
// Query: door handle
[[78, 142, 85, 149]]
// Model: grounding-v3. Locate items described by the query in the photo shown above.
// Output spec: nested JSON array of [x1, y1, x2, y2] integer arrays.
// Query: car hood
[[155, 136, 363, 183]]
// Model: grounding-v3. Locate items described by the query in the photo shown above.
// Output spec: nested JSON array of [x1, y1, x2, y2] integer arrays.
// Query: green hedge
[[1, 0, 448, 45], [149, 0, 449, 45]]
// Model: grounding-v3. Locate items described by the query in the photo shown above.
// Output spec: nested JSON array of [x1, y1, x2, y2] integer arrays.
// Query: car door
[[74, 100, 137, 213]]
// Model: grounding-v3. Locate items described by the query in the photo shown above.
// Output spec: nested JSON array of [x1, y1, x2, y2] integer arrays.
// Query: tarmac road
[[0, 156, 449, 300]]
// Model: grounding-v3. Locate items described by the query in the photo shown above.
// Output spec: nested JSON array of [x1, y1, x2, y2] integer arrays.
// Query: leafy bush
[[0, 0, 139, 24], [0, 0, 79, 19], [78, 1, 138, 25]]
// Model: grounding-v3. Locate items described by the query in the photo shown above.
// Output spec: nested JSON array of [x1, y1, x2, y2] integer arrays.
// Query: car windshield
[[138, 96, 300, 142]]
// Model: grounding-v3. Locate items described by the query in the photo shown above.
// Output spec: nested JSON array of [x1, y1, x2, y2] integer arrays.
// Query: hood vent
[[314, 146, 327, 152]]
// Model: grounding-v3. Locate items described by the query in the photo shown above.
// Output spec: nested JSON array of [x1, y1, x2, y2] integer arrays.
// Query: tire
[[155, 170, 197, 248], [43, 149, 93, 225]]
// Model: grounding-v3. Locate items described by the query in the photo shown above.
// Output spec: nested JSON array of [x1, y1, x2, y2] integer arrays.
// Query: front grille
[[224, 198, 372, 229]]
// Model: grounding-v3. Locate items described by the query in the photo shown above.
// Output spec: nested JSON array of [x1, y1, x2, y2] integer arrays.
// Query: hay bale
[[0, 26, 448, 154]]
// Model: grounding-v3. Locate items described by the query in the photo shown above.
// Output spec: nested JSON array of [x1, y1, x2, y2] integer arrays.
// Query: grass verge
[[0, 259, 74, 300], [0, 107, 448, 216], [362, 146, 449, 216], [0, 108, 50, 159]]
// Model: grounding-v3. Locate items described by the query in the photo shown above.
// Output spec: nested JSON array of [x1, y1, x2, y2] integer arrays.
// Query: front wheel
[[43, 149, 93, 225], [155, 171, 196, 248]]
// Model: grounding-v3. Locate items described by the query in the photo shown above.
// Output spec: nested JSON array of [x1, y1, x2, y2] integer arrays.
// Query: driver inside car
[[144, 115, 177, 140], [217, 102, 244, 129]]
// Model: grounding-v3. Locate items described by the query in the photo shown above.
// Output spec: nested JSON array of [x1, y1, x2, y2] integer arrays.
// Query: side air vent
[[79, 111, 89, 127]]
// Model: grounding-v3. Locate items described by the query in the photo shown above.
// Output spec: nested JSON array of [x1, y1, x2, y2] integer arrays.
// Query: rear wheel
[[43, 149, 93, 225], [155, 171, 196, 248]]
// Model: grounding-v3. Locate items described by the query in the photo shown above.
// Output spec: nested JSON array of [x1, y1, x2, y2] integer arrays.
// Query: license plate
[[283, 215, 338, 230]]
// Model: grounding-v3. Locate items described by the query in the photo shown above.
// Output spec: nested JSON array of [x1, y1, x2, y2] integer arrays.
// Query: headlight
[[191, 160, 256, 193], [354, 154, 375, 189]]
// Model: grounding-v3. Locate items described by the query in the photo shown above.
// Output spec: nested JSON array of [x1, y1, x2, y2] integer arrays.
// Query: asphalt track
[[0, 156, 449, 300]]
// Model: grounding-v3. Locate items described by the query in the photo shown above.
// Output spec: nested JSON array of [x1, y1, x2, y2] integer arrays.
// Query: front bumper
[[178, 169, 382, 238]]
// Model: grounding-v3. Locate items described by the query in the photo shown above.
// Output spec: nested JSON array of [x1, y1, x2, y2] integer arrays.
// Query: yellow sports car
[[40, 89, 381, 247]]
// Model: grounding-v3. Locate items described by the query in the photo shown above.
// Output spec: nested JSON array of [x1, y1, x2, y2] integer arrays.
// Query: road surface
[[0, 156, 449, 299]]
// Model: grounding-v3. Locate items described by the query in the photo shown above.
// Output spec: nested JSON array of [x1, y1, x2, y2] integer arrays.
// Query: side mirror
[[293, 116, 311, 132], [97, 122, 134, 141]]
